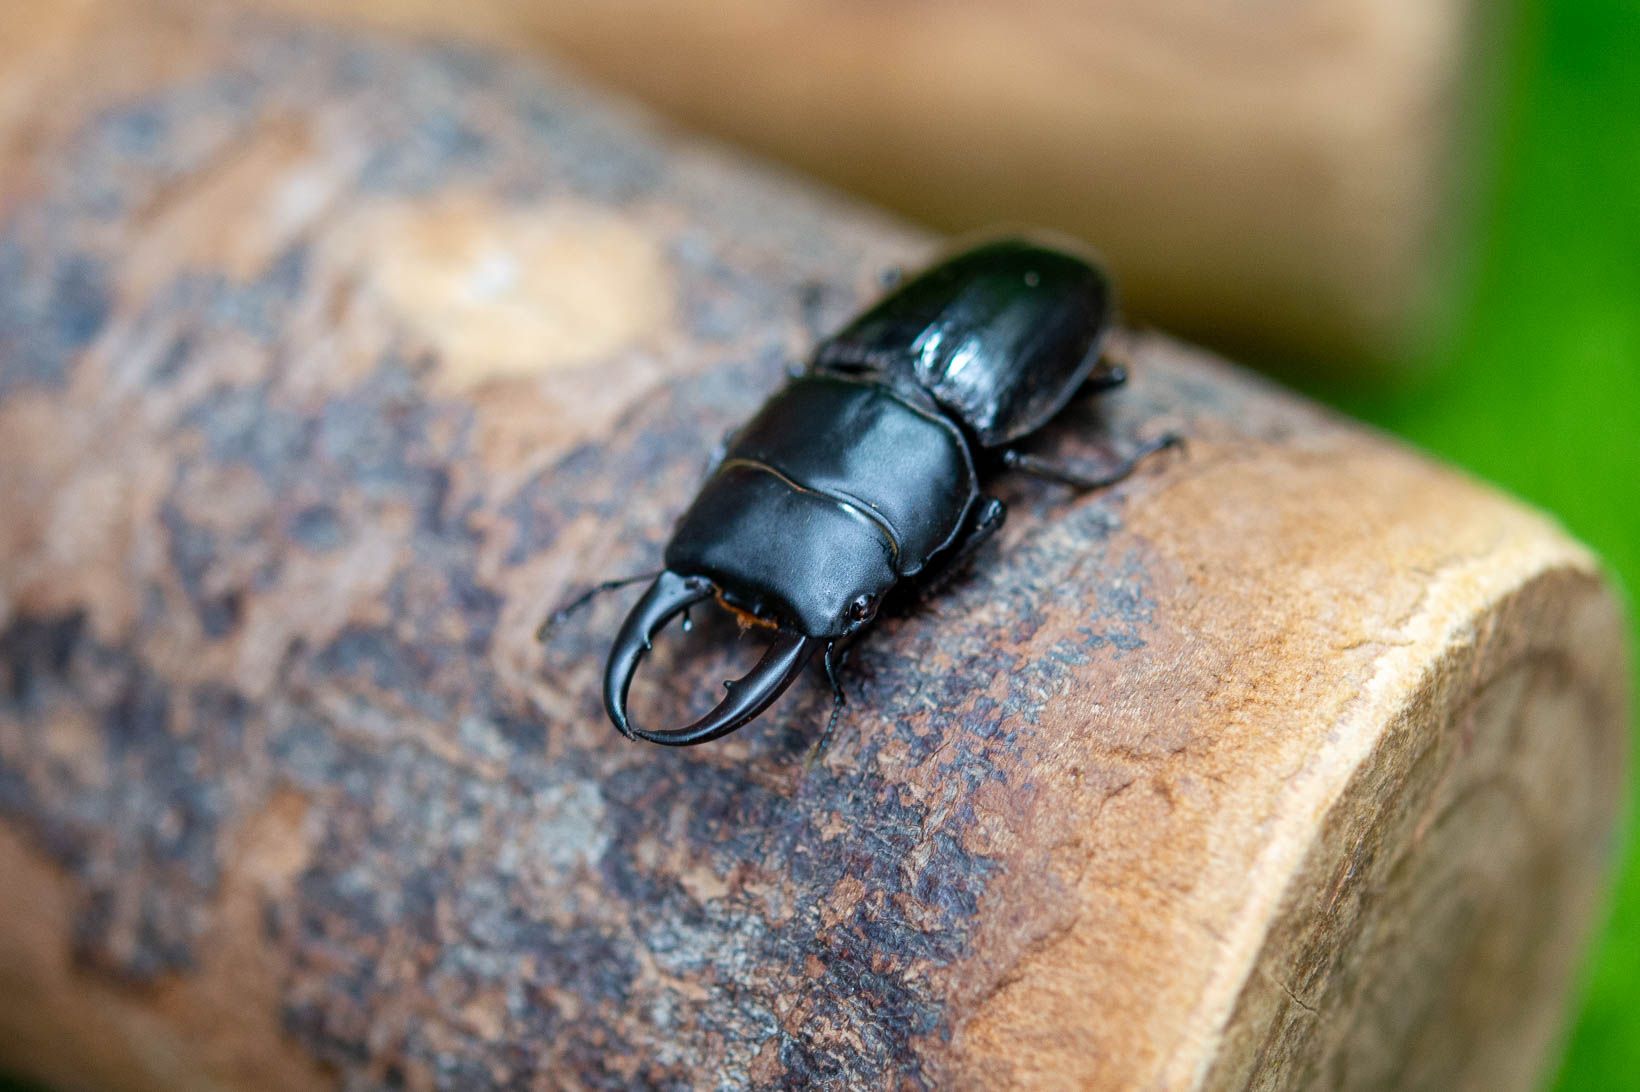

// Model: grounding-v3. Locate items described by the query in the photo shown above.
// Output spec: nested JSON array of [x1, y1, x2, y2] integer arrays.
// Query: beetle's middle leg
[[1082, 357, 1128, 395], [911, 496, 1008, 602], [1001, 432, 1181, 492], [1068, 330, 1133, 398], [799, 266, 902, 343]]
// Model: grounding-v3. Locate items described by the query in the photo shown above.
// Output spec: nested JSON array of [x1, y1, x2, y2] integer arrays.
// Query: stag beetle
[[547, 237, 1178, 746]]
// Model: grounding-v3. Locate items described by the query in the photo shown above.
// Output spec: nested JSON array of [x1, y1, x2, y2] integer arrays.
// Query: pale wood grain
[[233, 0, 1484, 365]]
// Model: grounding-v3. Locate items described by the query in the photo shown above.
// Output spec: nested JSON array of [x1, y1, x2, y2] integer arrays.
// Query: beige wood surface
[[237, 0, 1485, 366], [0, 5, 1626, 1089]]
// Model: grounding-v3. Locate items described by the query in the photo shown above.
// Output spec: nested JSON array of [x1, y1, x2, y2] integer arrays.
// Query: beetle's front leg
[[1001, 432, 1182, 492], [806, 637, 860, 767]]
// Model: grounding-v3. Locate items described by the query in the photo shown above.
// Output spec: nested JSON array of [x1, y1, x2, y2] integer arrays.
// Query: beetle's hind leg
[[536, 570, 661, 640], [1001, 432, 1181, 493]]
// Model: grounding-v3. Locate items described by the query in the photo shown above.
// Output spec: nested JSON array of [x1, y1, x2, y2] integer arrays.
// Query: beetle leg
[[912, 496, 1008, 601], [537, 569, 661, 640], [1001, 432, 1182, 492], [1082, 359, 1128, 394], [604, 571, 821, 746], [799, 280, 830, 342], [806, 640, 854, 766], [1082, 333, 1131, 394]]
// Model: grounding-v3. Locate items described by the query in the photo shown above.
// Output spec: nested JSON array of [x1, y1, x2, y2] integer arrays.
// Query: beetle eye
[[848, 594, 877, 623]]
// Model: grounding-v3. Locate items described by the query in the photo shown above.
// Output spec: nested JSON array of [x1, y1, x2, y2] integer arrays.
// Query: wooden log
[[238, 0, 1486, 366], [0, 6, 1627, 1090]]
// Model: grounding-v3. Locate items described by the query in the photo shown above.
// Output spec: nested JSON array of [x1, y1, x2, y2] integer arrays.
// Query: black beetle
[[550, 237, 1177, 746]]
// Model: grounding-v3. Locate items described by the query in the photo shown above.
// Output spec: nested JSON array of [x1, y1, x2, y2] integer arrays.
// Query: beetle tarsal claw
[[603, 571, 818, 747]]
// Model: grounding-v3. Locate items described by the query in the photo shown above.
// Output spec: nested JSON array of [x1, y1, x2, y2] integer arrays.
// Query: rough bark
[[0, 5, 1627, 1090]]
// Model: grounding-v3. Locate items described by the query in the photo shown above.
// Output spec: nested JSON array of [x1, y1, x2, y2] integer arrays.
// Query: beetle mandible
[[549, 237, 1178, 746]]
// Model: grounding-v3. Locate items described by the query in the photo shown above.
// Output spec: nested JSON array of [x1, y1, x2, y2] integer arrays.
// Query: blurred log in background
[[245, 0, 1491, 368]]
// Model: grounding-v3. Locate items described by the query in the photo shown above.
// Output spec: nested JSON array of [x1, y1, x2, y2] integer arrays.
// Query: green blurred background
[[1321, 0, 1638, 1083]]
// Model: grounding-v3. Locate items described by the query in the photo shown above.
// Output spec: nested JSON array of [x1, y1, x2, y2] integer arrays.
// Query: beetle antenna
[[538, 570, 661, 640]]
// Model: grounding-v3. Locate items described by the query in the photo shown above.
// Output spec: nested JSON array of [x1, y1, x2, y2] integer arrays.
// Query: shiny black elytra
[[548, 237, 1177, 746]]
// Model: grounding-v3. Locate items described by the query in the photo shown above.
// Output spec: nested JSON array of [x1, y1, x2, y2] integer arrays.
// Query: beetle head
[[844, 592, 880, 630]]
